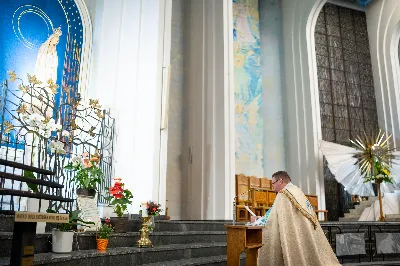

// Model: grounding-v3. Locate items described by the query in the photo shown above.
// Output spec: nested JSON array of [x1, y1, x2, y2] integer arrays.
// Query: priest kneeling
[[252, 171, 340, 266]]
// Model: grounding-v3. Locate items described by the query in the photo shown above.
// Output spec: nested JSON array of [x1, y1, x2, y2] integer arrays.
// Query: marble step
[[0, 243, 231, 266], [150, 221, 230, 232], [344, 261, 400, 265], [0, 216, 13, 232], [0, 231, 227, 257], [339, 218, 359, 221], [0, 216, 232, 233], [339, 214, 400, 222], [141, 254, 247, 266], [340, 213, 362, 219], [353, 200, 378, 210], [348, 208, 364, 215]]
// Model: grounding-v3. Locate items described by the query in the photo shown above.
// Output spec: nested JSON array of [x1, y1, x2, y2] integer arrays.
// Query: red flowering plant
[[106, 178, 133, 217]]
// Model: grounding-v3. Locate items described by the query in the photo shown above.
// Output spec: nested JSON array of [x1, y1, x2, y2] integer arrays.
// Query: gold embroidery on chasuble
[[279, 189, 318, 229]]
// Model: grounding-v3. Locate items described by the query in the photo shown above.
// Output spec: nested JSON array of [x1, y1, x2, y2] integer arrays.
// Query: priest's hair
[[272, 171, 291, 183]]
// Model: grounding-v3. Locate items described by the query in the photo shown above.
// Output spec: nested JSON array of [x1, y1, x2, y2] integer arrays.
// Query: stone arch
[[74, 0, 93, 102]]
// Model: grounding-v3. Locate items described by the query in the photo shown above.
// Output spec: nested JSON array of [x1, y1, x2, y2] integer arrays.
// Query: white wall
[[366, 0, 400, 149], [182, 0, 235, 220], [281, 0, 327, 209], [85, 0, 169, 214]]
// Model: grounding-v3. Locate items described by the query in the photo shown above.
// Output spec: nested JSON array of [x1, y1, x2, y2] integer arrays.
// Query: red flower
[[152, 208, 156, 211], [109, 182, 123, 196], [114, 193, 124, 199]]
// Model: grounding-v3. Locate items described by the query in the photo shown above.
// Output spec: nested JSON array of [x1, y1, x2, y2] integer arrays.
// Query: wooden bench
[[306, 194, 328, 221], [235, 175, 328, 221], [235, 175, 275, 221]]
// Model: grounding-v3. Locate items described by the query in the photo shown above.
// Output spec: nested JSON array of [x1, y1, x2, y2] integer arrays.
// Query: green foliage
[[97, 221, 113, 239], [64, 162, 103, 190], [46, 208, 95, 232], [24, 170, 38, 192], [363, 160, 393, 184]]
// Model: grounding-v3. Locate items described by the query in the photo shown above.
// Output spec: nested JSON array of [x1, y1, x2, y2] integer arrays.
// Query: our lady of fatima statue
[[25, 27, 62, 119], [34, 27, 62, 85], [23, 27, 63, 164]]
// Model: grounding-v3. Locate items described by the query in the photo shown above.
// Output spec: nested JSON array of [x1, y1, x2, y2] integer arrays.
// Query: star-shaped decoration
[[4, 121, 14, 134], [18, 84, 29, 94], [47, 78, 59, 94], [27, 74, 42, 86], [89, 99, 101, 109], [7, 70, 17, 82], [16, 104, 27, 114]]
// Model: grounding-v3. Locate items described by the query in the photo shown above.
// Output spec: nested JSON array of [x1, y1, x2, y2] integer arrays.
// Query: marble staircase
[[0, 216, 246, 266], [339, 197, 378, 221]]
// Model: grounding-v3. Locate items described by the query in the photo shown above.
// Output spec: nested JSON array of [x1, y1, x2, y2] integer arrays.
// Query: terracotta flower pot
[[96, 239, 108, 251], [111, 217, 128, 233]]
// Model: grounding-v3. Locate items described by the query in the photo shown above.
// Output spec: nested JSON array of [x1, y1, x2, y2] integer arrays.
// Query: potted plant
[[47, 209, 94, 253], [97, 219, 113, 251], [364, 159, 393, 221], [64, 151, 103, 197], [139, 201, 163, 232], [106, 178, 133, 232]]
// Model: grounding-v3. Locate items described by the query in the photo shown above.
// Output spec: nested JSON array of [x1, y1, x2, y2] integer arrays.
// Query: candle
[[141, 202, 148, 217]]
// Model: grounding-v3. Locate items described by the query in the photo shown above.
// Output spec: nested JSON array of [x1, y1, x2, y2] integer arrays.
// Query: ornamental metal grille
[[315, 4, 379, 221]]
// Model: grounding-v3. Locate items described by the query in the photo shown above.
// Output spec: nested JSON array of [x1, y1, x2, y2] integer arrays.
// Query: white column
[[183, 0, 235, 220], [259, 0, 286, 176], [366, 0, 400, 149], [281, 0, 327, 210], [86, 0, 167, 214]]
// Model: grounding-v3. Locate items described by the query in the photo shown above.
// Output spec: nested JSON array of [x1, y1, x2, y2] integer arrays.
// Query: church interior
[[1, 0, 400, 265]]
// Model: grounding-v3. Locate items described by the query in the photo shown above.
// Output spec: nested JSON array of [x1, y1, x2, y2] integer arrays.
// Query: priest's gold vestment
[[257, 183, 341, 266]]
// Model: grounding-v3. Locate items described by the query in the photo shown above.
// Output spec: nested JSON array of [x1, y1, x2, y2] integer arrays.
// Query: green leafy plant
[[97, 219, 113, 239], [46, 209, 95, 232], [363, 160, 393, 184], [106, 179, 133, 217], [24, 170, 38, 192], [64, 152, 103, 190]]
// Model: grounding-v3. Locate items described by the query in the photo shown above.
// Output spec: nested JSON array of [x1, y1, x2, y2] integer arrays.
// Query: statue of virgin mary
[[34, 27, 62, 84], [24, 27, 62, 118]]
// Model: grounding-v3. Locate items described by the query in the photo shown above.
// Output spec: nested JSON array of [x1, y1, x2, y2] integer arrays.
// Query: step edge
[[0, 231, 227, 239], [0, 244, 230, 266], [140, 254, 247, 266]]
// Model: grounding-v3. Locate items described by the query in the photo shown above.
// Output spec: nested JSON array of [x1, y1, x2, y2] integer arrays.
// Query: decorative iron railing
[[0, 73, 114, 213]]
